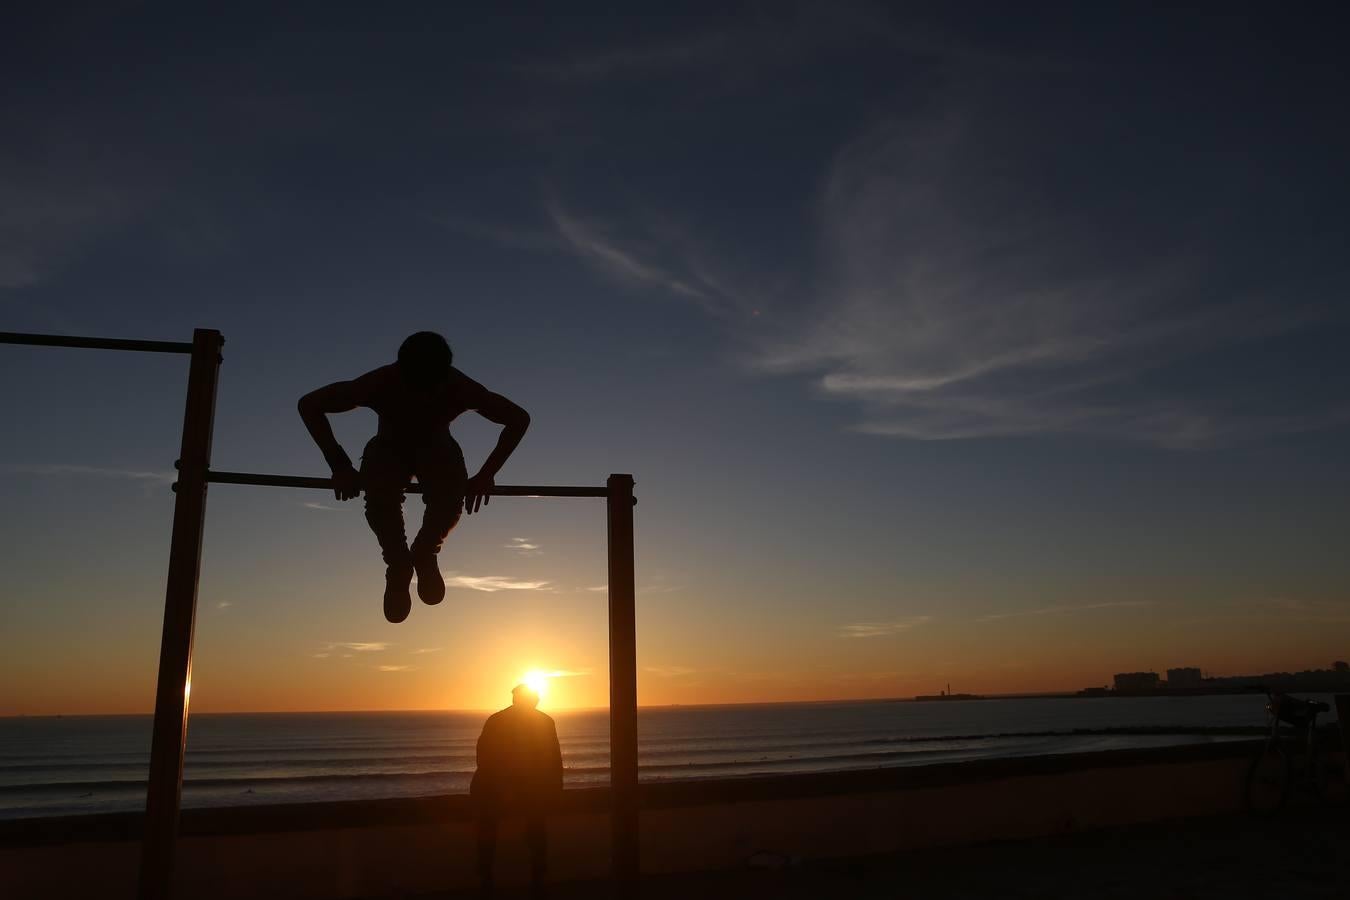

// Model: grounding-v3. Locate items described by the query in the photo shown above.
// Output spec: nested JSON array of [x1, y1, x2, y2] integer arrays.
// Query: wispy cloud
[[325, 641, 390, 652], [977, 601, 1151, 622], [302, 501, 347, 512], [505, 536, 541, 555], [411, 647, 442, 655], [537, 69, 1342, 449], [635, 572, 683, 596], [377, 665, 413, 672], [584, 585, 608, 593], [447, 574, 551, 592], [545, 668, 588, 678], [547, 200, 712, 303], [311, 653, 330, 659], [1, 463, 175, 485], [216, 601, 233, 610], [837, 617, 933, 638], [747, 87, 1346, 448]]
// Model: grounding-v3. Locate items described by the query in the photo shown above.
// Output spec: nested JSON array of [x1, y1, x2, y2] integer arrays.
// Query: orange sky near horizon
[[3, 587, 1343, 716], [3, 402, 1347, 719]]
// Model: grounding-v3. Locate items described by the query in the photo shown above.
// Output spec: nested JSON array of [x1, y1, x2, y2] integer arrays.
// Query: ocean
[[1, 694, 1335, 821]]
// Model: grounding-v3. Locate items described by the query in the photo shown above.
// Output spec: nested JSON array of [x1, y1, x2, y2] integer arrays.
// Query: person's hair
[[511, 683, 540, 708], [397, 331, 453, 387]]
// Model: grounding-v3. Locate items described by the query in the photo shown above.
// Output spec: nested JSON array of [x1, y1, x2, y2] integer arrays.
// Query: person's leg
[[475, 811, 498, 894], [359, 436, 415, 623], [527, 816, 548, 891], [408, 435, 468, 605]]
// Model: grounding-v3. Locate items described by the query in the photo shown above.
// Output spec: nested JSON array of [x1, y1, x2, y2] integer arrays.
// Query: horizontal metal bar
[[204, 470, 610, 498], [0, 331, 195, 354]]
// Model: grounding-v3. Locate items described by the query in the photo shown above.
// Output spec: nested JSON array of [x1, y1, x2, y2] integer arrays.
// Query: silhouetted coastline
[[1077, 663, 1350, 697]]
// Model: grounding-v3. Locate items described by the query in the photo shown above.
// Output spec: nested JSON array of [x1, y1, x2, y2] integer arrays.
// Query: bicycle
[[1243, 685, 1331, 815]]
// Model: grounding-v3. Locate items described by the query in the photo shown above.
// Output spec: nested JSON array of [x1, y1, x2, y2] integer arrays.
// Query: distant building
[[1166, 667, 1203, 690], [1113, 671, 1160, 694]]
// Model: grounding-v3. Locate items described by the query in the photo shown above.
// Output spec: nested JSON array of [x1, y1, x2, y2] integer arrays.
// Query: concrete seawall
[[4, 740, 1339, 899]]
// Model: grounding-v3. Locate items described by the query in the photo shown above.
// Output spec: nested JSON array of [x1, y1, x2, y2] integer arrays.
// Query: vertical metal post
[[138, 329, 222, 900], [606, 474, 639, 889]]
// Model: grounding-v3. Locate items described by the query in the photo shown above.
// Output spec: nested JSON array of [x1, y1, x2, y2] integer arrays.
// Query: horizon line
[[0, 691, 1114, 719]]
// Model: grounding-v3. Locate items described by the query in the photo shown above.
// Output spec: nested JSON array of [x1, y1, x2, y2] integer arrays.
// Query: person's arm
[[297, 381, 364, 501], [464, 391, 530, 515], [475, 717, 502, 784], [548, 719, 563, 790]]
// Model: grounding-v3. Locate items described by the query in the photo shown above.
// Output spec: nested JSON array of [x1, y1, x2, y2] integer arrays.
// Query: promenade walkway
[[440, 806, 1347, 899]]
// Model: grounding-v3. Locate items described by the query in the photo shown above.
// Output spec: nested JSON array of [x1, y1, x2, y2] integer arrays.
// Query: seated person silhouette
[[471, 683, 563, 896], [298, 331, 530, 623]]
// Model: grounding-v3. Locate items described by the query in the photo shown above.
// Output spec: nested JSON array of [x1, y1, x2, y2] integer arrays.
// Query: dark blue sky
[[3, 3, 1349, 712]]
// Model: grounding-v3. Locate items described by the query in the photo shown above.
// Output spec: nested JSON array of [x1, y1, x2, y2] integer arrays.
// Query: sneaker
[[413, 552, 445, 605], [384, 563, 414, 623]]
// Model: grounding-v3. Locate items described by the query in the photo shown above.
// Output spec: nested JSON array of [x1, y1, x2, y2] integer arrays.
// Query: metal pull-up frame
[[1, 329, 640, 898]]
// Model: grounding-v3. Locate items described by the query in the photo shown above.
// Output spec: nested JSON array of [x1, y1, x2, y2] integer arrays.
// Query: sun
[[521, 669, 549, 699]]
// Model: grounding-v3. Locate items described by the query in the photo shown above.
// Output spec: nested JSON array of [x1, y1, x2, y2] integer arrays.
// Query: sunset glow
[[521, 670, 550, 700]]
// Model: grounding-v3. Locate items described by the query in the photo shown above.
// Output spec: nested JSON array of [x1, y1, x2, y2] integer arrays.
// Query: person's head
[[511, 683, 540, 709], [397, 331, 453, 388]]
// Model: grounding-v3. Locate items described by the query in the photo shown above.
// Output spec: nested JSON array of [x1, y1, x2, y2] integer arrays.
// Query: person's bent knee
[[422, 491, 465, 517]]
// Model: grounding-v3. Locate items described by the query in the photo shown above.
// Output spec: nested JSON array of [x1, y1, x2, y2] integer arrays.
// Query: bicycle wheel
[[1245, 741, 1290, 815]]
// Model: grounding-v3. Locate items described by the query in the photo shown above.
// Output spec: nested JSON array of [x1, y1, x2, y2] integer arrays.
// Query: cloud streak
[[837, 617, 933, 638], [540, 70, 1343, 450], [547, 200, 711, 302], [447, 574, 551, 592], [761, 69, 1350, 447], [325, 642, 390, 652]]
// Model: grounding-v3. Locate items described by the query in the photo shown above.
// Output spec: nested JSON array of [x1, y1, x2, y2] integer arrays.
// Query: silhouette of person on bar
[[472, 683, 563, 897], [298, 331, 530, 623]]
